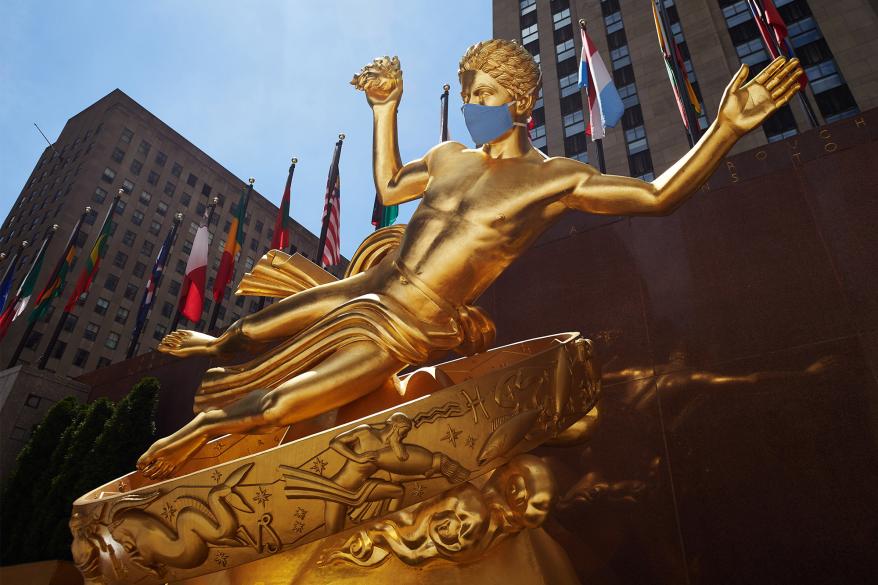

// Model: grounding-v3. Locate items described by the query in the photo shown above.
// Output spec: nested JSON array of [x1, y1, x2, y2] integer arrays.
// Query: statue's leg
[[138, 341, 403, 479], [159, 273, 372, 358]]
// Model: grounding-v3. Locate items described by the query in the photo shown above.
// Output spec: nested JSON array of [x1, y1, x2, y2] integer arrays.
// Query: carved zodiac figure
[[140, 39, 803, 480], [321, 454, 555, 567], [104, 463, 254, 577], [281, 413, 470, 533]]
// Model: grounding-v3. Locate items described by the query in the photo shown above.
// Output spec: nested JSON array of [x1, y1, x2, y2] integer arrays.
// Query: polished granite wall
[[479, 110, 878, 584]]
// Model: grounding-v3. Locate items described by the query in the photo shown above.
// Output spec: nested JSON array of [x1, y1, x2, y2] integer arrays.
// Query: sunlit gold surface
[[69, 39, 803, 584], [71, 333, 597, 584]]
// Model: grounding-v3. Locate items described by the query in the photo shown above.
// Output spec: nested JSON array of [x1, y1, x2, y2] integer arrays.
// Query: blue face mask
[[461, 102, 527, 145]]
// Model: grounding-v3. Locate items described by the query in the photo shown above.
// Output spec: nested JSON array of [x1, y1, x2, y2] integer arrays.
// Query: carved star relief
[[310, 456, 328, 475], [252, 486, 272, 508], [465, 435, 477, 450], [440, 424, 463, 448]]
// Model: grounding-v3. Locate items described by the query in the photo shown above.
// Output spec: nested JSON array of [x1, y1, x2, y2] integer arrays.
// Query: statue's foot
[[158, 330, 218, 357], [137, 433, 206, 480]]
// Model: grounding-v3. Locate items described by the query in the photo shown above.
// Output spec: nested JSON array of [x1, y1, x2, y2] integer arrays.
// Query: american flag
[[320, 173, 341, 267]]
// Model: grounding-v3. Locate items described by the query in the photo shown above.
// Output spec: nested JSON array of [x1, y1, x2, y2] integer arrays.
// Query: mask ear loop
[[515, 71, 543, 128]]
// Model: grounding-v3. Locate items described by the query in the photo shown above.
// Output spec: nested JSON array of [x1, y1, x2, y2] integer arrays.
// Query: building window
[[104, 273, 119, 292], [156, 201, 169, 216], [84, 211, 97, 225], [176, 259, 186, 274], [121, 179, 135, 194], [94, 297, 110, 315], [153, 324, 167, 341], [25, 393, 42, 408], [148, 221, 162, 236], [171, 162, 182, 177], [254, 220, 264, 234], [521, 22, 539, 45], [139, 190, 152, 205], [25, 330, 42, 350], [250, 238, 258, 252], [164, 181, 176, 196], [236, 295, 245, 308], [113, 251, 128, 269], [168, 280, 181, 295], [520, 0, 536, 16], [115, 307, 129, 324], [93, 186, 108, 203], [111, 147, 125, 163], [141, 240, 154, 256], [120, 128, 134, 143], [161, 302, 174, 318], [138, 140, 151, 157], [133, 262, 146, 278], [63, 313, 78, 332], [122, 230, 136, 247], [131, 209, 144, 226], [96, 357, 111, 368], [155, 151, 167, 166], [124, 283, 138, 300], [201, 183, 212, 196], [73, 349, 89, 368], [187, 173, 198, 187], [105, 332, 120, 350], [101, 167, 116, 183], [180, 192, 191, 207], [130, 159, 143, 176], [147, 170, 160, 186], [182, 239, 193, 254], [84, 321, 100, 341], [53, 341, 66, 359]]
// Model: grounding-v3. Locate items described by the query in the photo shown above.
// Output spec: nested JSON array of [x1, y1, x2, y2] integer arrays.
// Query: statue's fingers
[[730, 62, 750, 91], [764, 58, 799, 91], [770, 71, 802, 100], [776, 84, 800, 108], [753, 56, 787, 86]]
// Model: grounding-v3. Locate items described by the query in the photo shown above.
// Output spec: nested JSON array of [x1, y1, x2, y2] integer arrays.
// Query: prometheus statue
[[139, 39, 803, 480]]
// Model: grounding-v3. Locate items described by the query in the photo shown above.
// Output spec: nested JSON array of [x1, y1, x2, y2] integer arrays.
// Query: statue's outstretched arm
[[352, 57, 429, 207], [564, 56, 803, 216]]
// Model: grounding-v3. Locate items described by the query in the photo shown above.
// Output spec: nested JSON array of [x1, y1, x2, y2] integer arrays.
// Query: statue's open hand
[[351, 56, 403, 107], [718, 56, 804, 136]]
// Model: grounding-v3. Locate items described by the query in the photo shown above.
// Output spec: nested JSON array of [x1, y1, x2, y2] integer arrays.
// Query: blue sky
[[0, 1, 492, 258]]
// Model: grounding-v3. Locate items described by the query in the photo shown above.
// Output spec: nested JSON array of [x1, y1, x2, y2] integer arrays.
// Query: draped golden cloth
[[195, 226, 495, 412]]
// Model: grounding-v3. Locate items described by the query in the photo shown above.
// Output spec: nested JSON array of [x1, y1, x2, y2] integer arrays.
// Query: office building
[[0, 89, 345, 375], [493, 0, 876, 176]]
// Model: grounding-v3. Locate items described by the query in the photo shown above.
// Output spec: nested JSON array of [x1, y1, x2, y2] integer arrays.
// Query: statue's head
[[484, 454, 555, 530], [458, 39, 541, 125], [384, 412, 413, 460]]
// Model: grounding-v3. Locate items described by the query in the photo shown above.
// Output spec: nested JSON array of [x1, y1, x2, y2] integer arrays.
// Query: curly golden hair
[[458, 39, 542, 101]]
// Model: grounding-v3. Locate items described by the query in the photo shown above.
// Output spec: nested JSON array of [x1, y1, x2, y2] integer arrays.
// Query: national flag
[[178, 203, 213, 323], [213, 182, 252, 302], [0, 248, 22, 314], [578, 27, 625, 140], [653, 2, 702, 131], [321, 174, 341, 267], [29, 215, 84, 324], [272, 160, 296, 251], [748, 0, 807, 88], [318, 138, 344, 267], [136, 220, 177, 328], [0, 231, 53, 338], [64, 203, 117, 311]]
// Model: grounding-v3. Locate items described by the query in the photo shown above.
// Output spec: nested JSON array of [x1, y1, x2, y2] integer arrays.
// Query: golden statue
[[139, 40, 802, 481], [68, 39, 803, 585]]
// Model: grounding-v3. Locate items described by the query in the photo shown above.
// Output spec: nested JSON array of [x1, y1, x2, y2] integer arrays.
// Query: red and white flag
[[178, 205, 213, 322], [320, 174, 341, 267]]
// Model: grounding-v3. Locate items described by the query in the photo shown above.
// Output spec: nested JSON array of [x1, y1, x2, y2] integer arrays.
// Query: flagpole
[[579, 20, 609, 173], [39, 190, 123, 370], [127, 213, 183, 358], [8, 208, 89, 368], [317, 134, 345, 264], [441, 84, 450, 142], [209, 179, 255, 333], [747, 0, 820, 128], [172, 198, 218, 332], [652, 2, 700, 146]]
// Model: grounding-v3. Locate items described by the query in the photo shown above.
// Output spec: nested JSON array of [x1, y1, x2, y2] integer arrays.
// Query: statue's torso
[[395, 144, 577, 307]]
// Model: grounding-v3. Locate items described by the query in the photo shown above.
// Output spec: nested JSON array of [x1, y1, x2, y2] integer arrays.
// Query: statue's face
[[461, 70, 514, 107]]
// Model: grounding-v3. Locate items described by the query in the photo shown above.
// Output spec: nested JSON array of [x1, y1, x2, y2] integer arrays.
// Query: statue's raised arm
[[564, 56, 804, 217], [352, 57, 430, 206]]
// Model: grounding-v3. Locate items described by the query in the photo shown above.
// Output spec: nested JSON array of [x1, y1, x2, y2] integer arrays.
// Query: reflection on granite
[[482, 111, 878, 584]]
